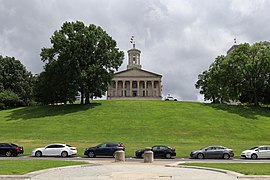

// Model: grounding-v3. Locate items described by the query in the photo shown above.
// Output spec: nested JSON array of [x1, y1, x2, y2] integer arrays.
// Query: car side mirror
[[256, 149, 259, 152]]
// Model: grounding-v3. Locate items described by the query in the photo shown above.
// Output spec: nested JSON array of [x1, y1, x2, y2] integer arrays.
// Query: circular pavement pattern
[[30, 163, 237, 180]]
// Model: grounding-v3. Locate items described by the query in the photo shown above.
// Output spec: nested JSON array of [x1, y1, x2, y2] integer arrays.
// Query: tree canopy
[[36, 21, 124, 104], [0, 55, 34, 108], [195, 42, 270, 106]]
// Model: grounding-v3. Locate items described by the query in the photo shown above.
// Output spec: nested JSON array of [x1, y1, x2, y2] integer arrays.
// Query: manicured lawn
[[0, 100, 269, 157], [185, 163, 270, 175], [0, 160, 87, 175]]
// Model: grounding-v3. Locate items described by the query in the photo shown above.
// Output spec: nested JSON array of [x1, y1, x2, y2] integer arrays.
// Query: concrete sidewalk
[[28, 161, 238, 180], [0, 160, 269, 180]]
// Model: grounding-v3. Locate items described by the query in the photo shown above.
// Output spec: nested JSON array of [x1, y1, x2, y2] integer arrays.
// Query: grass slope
[[0, 100, 269, 157]]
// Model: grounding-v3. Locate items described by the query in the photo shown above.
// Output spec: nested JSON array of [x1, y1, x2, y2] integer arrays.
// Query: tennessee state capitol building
[[107, 39, 162, 100]]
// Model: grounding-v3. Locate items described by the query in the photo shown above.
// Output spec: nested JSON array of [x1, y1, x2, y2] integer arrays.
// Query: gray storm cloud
[[1, 0, 270, 101]]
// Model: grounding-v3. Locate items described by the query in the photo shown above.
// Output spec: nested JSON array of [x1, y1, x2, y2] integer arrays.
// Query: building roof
[[114, 68, 162, 78]]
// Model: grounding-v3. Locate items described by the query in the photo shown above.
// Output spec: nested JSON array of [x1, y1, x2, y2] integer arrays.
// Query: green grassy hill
[[0, 100, 269, 157]]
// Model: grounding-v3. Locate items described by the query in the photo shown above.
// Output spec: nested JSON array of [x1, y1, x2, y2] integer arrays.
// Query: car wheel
[[35, 151, 42, 157], [197, 153, 204, 159], [5, 151, 12, 157], [141, 153, 145, 159], [61, 151, 68, 158], [251, 153, 258, 160], [223, 153, 230, 160], [88, 151, 95, 158], [165, 153, 172, 159], [112, 151, 116, 158]]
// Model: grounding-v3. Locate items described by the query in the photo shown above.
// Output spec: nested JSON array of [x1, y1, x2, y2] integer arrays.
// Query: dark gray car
[[190, 146, 234, 159]]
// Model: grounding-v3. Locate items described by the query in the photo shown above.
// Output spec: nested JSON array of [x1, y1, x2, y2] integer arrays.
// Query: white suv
[[241, 146, 270, 159]]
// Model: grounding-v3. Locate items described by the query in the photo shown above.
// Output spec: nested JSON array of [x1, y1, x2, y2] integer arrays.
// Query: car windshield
[[249, 146, 258, 150], [200, 147, 208, 150]]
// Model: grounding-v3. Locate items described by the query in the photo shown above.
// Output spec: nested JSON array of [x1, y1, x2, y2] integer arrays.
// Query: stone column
[[159, 81, 162, 97], [151, 81, 154, 97], [130, 81, 132, 97], [115, 81, 118, 97], [123, 81, 126, 97], [144, 81, 147, 97], [137, 81, 140, 97]]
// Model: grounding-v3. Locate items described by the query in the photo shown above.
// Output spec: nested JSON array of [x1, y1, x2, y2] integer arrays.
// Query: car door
[[204, 147, 215, 158], [266, 147, 270, 158], [95, 143, 107, 156], [0, 144, 6, 155], [106, 143, 117, 156], [215, 147, 225, 158], [257, 147, 267, 158], [53, 145, 65, 156], [43, 145, 58, 156], [152, 146, 161, 157]]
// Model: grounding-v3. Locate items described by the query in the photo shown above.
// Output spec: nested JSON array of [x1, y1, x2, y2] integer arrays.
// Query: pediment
[[114, 68, 162, 78]]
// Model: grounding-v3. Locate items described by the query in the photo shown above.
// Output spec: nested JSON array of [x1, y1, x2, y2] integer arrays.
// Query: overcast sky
[[1, 0, 270, 101]]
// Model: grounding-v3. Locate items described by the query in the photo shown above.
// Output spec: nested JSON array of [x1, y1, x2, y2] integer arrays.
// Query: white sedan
[[32, 144, 77, 157]]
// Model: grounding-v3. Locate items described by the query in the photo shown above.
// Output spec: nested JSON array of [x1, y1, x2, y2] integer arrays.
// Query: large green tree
[[0, 55, 34, 107], [195, 42, 270, 106], [38, 21, 124, 104]]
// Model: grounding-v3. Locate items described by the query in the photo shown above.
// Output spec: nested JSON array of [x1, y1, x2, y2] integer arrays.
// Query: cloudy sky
[[1, 0, 270, 101]]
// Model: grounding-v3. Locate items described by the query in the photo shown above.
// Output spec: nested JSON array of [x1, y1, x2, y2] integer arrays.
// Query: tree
[[195, 42, 270, 106], [0, 55, 34, 107], [39, 21, 124, 104]]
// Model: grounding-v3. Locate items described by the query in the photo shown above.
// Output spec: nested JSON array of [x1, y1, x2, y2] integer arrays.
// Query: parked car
[[241, 146, 270, 159], [84, 142, 125, 158], [190, 146, 234, 159], [32, 144, 77, 157], [165, 96, 177, 101], [0, 143, 24, 157], [135, 145, 176, 159]]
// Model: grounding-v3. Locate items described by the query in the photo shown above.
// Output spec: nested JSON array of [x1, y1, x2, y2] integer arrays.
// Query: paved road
[[1, 156, 270, 163], [29, 162, 238, 180]]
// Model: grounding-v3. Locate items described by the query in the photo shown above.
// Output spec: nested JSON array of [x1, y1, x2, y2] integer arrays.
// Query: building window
[[133, 55, 136, 64]]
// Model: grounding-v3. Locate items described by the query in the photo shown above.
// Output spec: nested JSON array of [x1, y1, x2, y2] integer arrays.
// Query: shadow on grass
[[6, 103, 101, 121], [204, 103, 270, 119]]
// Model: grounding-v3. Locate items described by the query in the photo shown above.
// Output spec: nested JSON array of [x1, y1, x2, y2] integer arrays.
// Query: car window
[[98, 144, 106, 148], [54, 145, 64, 148], [159, 146, 167, 150], [46, 145, 57, 148], [1, 144, 11, 147], [259, 147, 267, 150], [249, 146, 258, 150], [106, 143, 117, 147], [66, 144, 71, 147], [152, 146, 159, 151]]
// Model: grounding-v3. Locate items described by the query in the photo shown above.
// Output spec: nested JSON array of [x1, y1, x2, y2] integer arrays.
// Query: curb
[[166, 162, 270, 180]]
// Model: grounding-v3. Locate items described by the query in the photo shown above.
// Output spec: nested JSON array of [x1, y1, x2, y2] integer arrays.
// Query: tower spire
[[130, 35, 135, 49]]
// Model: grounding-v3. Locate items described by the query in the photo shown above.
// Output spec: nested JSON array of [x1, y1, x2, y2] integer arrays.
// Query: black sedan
[[0, 143, 24, 157], [190, 146, 234, 159], [135, 145, 176, 159], [84, 142, 125, 158]]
